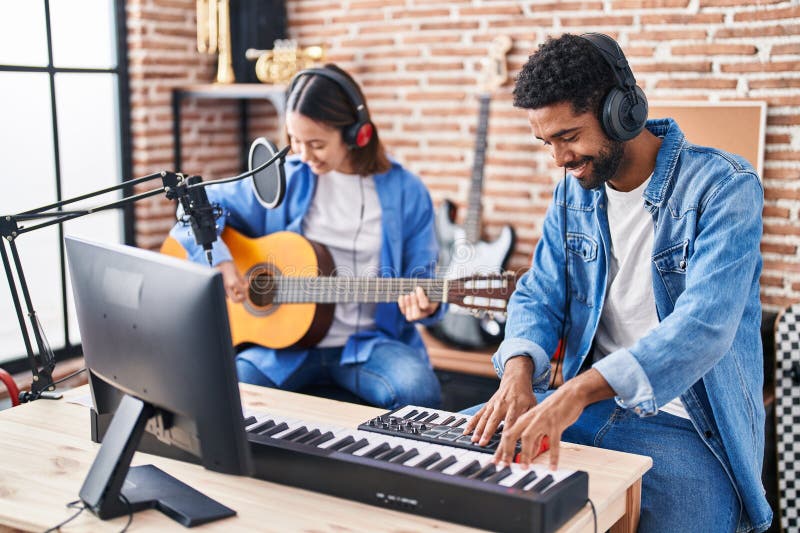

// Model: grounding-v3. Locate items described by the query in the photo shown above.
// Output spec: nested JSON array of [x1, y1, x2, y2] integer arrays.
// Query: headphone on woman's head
[[579, 33, 648, 142], [288, 67, 375, 149]]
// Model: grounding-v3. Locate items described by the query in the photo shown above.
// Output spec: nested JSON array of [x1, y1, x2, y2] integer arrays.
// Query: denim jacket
[[171, 155, 444, 386], [493, 119, 770, 532]]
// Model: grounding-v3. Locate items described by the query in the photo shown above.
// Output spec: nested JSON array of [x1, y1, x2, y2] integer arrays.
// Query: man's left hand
[[398, 286, 439, 321]]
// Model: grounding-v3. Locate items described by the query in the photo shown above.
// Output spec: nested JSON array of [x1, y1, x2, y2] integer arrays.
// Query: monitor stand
[[79, 394, 236, 527]]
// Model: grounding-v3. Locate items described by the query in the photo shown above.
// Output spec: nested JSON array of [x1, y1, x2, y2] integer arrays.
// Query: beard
[[568, 138, 625, 190]]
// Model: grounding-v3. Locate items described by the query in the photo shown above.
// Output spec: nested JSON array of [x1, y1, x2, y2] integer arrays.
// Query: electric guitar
[[428, 35, 516, 350], [161, 228, 513, 350]]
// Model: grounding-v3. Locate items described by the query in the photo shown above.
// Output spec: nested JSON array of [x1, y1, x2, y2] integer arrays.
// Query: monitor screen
[[65, 235, 253, 526]]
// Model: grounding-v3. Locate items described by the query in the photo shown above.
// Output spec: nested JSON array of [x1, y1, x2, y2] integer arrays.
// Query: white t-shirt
[[592, 176, 689, 419], [302, 170, 382, 347]]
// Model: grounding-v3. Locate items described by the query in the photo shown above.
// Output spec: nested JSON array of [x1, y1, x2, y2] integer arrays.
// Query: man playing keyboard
[[464, 33, 772, 533]]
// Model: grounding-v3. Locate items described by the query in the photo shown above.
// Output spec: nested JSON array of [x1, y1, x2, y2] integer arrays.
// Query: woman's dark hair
[[286, 63, 390, 176], [513, 34, 617, 122]]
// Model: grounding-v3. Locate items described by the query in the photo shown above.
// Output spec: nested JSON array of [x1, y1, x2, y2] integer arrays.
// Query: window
[[0, 0, 131, 369]]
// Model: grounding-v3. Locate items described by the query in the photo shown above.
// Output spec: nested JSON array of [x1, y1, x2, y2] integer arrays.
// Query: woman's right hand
[[463, 356, 537, 446], [218, 261, 248, 303]]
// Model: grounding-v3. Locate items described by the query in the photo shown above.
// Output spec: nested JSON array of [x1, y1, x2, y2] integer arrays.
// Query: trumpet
[[246, 40, 325, 84], [196, 0, 235, 84]]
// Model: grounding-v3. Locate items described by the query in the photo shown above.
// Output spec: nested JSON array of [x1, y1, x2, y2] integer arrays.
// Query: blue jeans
[[462, 396, 740, 533], [236, 343, 441, 410]]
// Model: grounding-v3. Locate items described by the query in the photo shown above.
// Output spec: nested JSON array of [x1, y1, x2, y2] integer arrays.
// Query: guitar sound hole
[[248, 271, 276, 308]]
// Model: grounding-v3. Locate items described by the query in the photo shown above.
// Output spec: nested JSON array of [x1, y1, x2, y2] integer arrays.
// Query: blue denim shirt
[[493, 119, 770, 532], [171, 155, 445, 386]]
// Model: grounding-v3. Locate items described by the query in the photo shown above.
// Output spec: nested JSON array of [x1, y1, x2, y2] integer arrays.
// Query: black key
[[511, 471, 539, 489], [454, 460, 482, 477], [469, 463, 497, 481], [295, 428, 322, 444], [306, 431, 335, 447], [340, 438, 370, 454], [247, 419, 275, 434], [423, 413, 439, 423], [328, 435, 356, 451], [440, 415, 456, 426], [428, 455, 458, 472], [415, 453, 442, 469], [390, 448, 419, 464], [413, 411, 430, 421], [485, 466, 512, 484], [261, 421, 289, 437], [403, 410, 419, 419], [242, 415, 257, 427], [280, 426, 309, 441], [452, 417, 467, 428], [375, 445, 405, 462], [363, 442, 392, 459], [528, 474, 554, 493]]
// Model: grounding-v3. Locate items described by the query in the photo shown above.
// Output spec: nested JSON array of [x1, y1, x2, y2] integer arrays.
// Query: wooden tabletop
[[0, 384, 651, 532]]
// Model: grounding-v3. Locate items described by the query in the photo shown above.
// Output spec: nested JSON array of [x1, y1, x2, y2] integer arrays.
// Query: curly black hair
[[513, 34, 617, 118]]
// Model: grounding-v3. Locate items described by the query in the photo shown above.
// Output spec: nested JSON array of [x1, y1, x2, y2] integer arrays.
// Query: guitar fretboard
[[255, 277, 447, 304]]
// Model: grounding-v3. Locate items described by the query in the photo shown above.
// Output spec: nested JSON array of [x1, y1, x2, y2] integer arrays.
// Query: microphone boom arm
[[0, 144, 288, 403]]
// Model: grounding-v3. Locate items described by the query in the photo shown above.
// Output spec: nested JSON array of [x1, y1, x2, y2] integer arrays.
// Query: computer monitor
[[65, 236, 253, 527]]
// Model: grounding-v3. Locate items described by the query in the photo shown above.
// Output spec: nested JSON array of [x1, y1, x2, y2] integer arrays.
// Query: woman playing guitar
[[170, 64, 443, 409]]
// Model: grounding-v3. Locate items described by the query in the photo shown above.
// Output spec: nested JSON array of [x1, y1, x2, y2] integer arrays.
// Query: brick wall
[[128, 0, 800, 311]]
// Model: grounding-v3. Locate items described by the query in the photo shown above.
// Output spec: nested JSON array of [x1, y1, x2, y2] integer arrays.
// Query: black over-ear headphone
[[579, 33, 648, 142], [288, 67, 375, 149]]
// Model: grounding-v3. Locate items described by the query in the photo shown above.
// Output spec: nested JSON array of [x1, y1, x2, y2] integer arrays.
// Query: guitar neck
[[269, 277, 448, 304], [464, 94, 491, 244]]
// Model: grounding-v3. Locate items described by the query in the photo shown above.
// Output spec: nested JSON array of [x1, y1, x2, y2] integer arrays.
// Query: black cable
[[550, 167, 569, 389], [49, 366, 87, 387], [43, 500, 85, 532], [118, 492, 133, 533], [588, 497, 598, 533]]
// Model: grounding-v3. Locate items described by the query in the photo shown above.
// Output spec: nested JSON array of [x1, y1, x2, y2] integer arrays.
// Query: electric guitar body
[[428, 35, 516, 350], [162, 228, 512, 350]]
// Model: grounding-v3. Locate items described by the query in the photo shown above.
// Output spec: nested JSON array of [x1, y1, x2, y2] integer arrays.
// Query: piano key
[[422, 413, 440, 424], [413, 411, 430, 422], [306, 431, 335, 447], [528, 474, 554, 493], [362, 442, 392, 459], [428, 455, 458, 472], [469, 463, 497, 481], [326, 435, 356, 451], [242, 415, 257, 427], [485, 466, 512, 484], [511, 470, 539, 489], [402, 409, 419, 420], [261, 421, 290, 438], [247, 419, 276, 434], [341, 438, 371, 454], [389, 448, 419, 464], [280, 426, 309, 441], [414, 452, 442, 469], [375, 445, 405, 462], [454, 460, 482, 477], [295, 428, 322, 444], [452, 417, 467, 428], [440, 415, 456, 426]]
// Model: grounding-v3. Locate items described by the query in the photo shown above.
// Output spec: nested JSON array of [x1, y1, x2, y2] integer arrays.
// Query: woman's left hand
[[398, 286, 439, 321]]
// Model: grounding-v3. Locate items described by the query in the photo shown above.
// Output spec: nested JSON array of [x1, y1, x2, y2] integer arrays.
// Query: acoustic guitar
[[162, 227, 513, 350], [429, 35, 516, 350]]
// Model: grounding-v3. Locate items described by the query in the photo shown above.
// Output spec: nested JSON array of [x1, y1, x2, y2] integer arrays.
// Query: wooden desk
[[0, 385, 651, 532]]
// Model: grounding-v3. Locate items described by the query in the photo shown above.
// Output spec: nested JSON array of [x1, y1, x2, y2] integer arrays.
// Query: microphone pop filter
[[249, 137, 286, 209]]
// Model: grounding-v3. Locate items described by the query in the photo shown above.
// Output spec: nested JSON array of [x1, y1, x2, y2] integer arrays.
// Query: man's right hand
[[218, 260, 248, 303], [463, 356, 537, 446]]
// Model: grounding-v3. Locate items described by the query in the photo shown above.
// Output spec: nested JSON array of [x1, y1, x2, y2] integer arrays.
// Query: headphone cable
[[550, 167, 569, 389]]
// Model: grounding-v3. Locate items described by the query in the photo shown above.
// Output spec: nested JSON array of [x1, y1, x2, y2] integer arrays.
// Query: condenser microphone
[[249, 137, 286, 209], [182, 175, 220, 265]]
